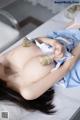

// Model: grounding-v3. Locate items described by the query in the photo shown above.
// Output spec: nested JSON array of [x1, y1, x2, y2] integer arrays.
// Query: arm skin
[[37, 37, 58, 46], [66, 22, 80, 29], [22, 44, 80, 100]]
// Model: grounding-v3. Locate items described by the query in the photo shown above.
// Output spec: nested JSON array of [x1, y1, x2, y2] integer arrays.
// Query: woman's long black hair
[[0, 79, 55, 114]]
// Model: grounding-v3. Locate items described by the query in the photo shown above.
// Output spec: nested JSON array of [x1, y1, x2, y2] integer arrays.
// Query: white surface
[[27, 20, 69, 40], [0, 4, 80, 120], [26, 8, 72, 40], [0, 21, 19, 52]]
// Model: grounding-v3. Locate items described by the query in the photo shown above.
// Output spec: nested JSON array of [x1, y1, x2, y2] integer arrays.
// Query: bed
[[0, 4, 80, 120]]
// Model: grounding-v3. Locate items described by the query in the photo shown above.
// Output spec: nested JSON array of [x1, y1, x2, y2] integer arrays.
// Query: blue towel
[[48, 28, 80, 87]]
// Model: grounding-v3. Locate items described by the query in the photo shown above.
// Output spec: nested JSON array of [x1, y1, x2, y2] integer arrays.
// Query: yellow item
[[22, 37, 32, 47], [40, 55, 54, 65]]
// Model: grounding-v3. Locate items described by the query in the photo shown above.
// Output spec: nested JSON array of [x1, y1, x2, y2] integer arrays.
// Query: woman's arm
[[37, 37, 57, 46], [66, 22, 80, 29], [21, 44, 80, 100]]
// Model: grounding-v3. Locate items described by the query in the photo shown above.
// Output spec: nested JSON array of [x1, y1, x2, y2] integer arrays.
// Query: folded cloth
[[47, 28, 80, 87]]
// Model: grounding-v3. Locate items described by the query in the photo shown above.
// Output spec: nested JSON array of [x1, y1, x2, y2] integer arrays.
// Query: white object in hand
[[35, 40, 55, 55]]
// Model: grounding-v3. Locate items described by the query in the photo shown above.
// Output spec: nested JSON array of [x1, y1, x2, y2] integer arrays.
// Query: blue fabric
[[48, 28, 80, 52], [48, 29, 80, 87], [64, 60, 80, 87]]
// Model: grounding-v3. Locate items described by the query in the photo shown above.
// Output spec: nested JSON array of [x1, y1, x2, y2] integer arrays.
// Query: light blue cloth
[[48, 28, 80, 87], [64, 60, 80, 87], [48, 28, 80, 52]]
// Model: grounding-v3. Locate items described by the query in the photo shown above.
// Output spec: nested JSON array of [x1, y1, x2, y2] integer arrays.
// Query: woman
[[0, 23, 80, 114]]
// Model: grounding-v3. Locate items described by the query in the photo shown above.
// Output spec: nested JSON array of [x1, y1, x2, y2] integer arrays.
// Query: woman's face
[[53, 41, 65, 60]]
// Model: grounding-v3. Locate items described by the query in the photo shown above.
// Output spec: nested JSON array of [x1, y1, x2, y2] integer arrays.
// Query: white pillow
[[0, 21, 19, 52]]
